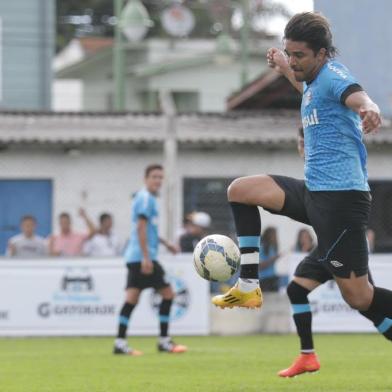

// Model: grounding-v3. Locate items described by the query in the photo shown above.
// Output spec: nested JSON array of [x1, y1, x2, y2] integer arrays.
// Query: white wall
[[52, 80, 83, 111], [150, 60, 265, 112], [0, 146, 388, 251]]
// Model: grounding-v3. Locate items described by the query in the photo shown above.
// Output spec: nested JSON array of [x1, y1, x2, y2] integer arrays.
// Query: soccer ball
[[193, 234, 240, 282]]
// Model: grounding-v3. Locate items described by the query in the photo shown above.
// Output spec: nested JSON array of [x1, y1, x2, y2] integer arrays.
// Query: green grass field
[[0, 334, 391, 392]]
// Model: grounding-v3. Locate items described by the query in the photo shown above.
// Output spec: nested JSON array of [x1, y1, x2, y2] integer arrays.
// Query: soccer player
[[212, 11, 392, 375], [113, 164, 187, 355]]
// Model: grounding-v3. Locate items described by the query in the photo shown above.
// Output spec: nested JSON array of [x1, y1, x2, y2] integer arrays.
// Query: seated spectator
[[49, 209, 95, 256], [83, 213, 123, 257], [179, 212, 211, 252], [295, 228, 315, 253], [7, 215, 47, 258], [259, 227, 280, 292]]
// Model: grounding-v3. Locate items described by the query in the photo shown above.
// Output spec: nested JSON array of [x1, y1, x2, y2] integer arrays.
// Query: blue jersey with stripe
[[301, 60, 369, 191], [124, 188, 159, 263]]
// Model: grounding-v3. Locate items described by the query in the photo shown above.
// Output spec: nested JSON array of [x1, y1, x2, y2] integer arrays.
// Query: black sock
[[368, 287, 392, 319], [359, 285, 392, 341], [159, 299, 172, 337], [287, 281, 314, 352], [230, 202, 260, 279], [117, 302, 135, 339]]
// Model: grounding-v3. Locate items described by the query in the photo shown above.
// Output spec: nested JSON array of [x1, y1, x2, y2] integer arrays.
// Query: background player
[[212, 11, 392, 374], [113, 164, 187, 355]]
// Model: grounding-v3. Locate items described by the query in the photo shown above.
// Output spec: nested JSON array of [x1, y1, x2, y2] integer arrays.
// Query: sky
[[267, 0, 314, 36]]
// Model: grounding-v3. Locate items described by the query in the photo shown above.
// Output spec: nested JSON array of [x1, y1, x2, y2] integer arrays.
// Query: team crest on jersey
[[304, 89, 312, 106]]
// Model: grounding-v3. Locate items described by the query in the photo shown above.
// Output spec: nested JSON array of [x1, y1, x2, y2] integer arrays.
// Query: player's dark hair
[[59, 212, 70, 220], [21, 215, 36, 223], [99, 213, 111, 223], [298, 126, 304, 138], [145, 164, 163, 178], [284, 12, 337, 58]]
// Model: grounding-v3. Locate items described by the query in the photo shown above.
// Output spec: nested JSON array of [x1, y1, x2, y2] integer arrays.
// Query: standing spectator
[[295, 228, 315, 253], [49, 208, 95, 256], [179, 212, 211, 252], [83, 213, 123, 257], [7, 215, 47, 258], [259, 227, 280, 292], [297, 126, 305, 158]]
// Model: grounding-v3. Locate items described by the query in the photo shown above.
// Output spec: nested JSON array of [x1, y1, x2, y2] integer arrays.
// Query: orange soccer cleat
[[278, 353, 320, 378], [158, 339, 188, 354]]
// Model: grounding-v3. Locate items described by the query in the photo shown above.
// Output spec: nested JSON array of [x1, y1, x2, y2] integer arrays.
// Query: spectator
[[7, 215, 47, 258], [295, 228, 315, 252], [297, 126, 305, 158], [179, 212, 211, 252], [83, 213, 123, 257], [259, 227, 280, 292], [49, 209, 95, 256], [366, 228, 376, 253]]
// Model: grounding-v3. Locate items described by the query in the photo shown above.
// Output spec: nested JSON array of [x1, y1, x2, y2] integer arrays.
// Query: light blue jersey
[[124, 188, 159, 263], [301, 60, 369, 191], [259, 244, 277, 279]]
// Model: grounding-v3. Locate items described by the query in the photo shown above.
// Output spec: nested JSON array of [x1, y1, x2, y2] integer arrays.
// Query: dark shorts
[[126, 261, 171, 290], [294, 247, 333, 284], [267, 175, 371, 279]]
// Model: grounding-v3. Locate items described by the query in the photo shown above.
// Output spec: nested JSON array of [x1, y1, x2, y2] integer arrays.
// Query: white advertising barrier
[[288, 253, 392, 332], [0, 255, 210, 336]]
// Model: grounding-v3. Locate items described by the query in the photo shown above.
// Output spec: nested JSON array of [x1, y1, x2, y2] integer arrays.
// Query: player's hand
[[359, 107, 382, 134], [79, 207, 87, 218], [166, 243, 179, 255], [141, 258, 154, 275], [267, 48, 289, 75]]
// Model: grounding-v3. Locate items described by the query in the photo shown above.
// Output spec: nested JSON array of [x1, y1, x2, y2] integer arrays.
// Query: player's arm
[[344, 91, 382, 134], [267, 48, 303, 93], [159, 237, 178, 254], [7, 241, 16, 257], [48, 236, 60, 256], [137, 217, 153, 274], [79, 208, 96, 239]]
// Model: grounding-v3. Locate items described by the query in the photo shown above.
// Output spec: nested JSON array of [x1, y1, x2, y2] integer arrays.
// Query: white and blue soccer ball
[[193, 234, 240, 282]]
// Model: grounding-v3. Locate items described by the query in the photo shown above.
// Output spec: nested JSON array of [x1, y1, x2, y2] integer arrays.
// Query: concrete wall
[[0, 144, 388, 250], [0, 0, 54, 110]]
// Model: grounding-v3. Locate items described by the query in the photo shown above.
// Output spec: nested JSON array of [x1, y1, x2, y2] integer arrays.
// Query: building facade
[[0, 112, 391, 254], [55, 38, 274, 113]]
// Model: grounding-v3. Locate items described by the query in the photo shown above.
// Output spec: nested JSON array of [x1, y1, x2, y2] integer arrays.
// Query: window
[[138, 91, 160, 112], [172, 91, 199, 113], [183, 178, 235, 236]]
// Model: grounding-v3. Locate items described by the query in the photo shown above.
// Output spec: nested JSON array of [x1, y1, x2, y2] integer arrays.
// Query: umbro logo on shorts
[[330, 260, 344, 268]]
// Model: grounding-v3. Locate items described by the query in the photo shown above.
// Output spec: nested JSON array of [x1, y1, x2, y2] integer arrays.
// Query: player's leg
[[212, 175, 309, 309], [229, 175, 284, 290], [278, 250, 329, 377], [154, 262, 187, 353], [289, 277, 320, 354], [335, 273, 392, 340], [315, 221, 392, 340], [278, 277, 321, 378], [114, 287, 143, 355], [113, 263, 144, 355]]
